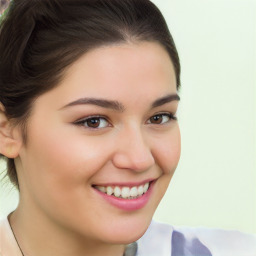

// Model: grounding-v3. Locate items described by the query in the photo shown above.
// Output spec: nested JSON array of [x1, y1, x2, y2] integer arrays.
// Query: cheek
[[19, 129, 115, 225], [21, 123, 112, 202], [154, 126, 181, 174]]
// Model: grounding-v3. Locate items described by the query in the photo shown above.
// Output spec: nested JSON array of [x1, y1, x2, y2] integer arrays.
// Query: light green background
[[0, 0, 255, 233]]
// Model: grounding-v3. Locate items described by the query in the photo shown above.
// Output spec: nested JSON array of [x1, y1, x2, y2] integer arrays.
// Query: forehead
[[35, 42, 177, 109]]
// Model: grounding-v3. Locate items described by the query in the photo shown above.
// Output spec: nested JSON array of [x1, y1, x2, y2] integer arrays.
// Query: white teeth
[[121, 187, 130, 198], [106, 186, 113, 195], [143, 183, 149, 193], [97, 186, 106, 193], [138, 185, 144, 196], [130, 186, 138, 197], [95, 182, 150, 199], [114, 186, 121, 197]]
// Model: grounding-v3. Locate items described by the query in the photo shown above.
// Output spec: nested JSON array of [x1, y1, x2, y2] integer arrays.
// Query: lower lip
[[93, 181, 155, 211]]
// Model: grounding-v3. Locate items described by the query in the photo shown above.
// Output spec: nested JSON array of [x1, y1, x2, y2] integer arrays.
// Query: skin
[[1, 42, 181, 256]]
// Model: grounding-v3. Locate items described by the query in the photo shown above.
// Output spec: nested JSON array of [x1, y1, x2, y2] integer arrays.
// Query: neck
[[9, 208, 126, 256]]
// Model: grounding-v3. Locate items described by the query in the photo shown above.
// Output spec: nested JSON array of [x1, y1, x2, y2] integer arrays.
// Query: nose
[[112, 126, 155, 172]]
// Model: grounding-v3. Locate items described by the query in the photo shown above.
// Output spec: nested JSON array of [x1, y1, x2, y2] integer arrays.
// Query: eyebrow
[[61, 98, 125, 111], [61, 93, 180, 111], [151, 94, 180, 108]]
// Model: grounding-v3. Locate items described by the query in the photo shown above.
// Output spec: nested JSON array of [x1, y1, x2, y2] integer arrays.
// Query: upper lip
[[92, 178, 157, 187]]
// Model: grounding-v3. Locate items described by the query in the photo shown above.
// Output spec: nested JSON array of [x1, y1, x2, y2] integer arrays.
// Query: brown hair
[[0, 0, 180, 188]]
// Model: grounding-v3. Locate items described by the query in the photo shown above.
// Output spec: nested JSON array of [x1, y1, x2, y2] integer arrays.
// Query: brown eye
[[147, 113, 176, 125], [86, 118, 101, 128], [149, 115, 163, 124], [75, 117, 109, 129]]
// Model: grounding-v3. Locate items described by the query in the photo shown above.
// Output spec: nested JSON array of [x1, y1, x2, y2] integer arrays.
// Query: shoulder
[[0, 217, 23, 256], [177, 228, 256, 256], [175, 225, 256, 256], [137, 220, 256, 256], [137, 220, 174, 256]]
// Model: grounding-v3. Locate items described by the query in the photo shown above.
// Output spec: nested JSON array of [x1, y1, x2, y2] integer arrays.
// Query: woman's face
[[15, 42, 181, 244]]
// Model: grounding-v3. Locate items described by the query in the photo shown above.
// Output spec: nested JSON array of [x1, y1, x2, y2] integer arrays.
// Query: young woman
[[0, 1, 255, 256]]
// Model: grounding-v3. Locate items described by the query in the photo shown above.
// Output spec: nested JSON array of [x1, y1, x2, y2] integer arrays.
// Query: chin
[[99, 214, 153, 245], [104, 227, 149, 245]]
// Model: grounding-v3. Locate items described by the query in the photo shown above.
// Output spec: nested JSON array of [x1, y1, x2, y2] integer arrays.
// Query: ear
[[0, 103, 22, 158]]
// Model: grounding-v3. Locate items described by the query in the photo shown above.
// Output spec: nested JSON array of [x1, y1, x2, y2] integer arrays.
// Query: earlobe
[[0, 103, 22, 158]]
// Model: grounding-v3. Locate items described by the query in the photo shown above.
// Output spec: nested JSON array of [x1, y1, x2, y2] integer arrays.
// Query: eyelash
[[74, 113, 177, 129], [74, 115, 111, 129], [147, 113, 177, 125]]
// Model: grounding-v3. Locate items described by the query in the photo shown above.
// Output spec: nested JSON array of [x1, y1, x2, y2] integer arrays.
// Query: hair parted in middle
[[0, 0, 180, 188]]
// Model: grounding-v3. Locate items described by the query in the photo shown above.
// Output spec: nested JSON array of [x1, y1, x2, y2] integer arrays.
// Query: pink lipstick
[[92, 180, 155, 211]]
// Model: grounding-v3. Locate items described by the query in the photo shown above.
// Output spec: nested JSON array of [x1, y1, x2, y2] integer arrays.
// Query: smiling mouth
[[92, 182, 151, 200]]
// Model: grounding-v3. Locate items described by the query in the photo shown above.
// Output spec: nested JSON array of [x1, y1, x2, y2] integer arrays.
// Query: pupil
[[88, 118, 99, 127], [151, 115, 162, 124]]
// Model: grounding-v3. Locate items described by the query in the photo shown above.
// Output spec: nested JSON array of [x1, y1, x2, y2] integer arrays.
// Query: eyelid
[[74, 115, 107, 122], [72, 112, 177, 129], [146, 112, 178, 124], [73, 115, 111, 128]]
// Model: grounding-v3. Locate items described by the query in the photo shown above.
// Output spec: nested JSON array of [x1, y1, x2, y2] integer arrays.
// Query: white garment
[[1, 217, 256, 256], [137, 221, 256, 256]]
